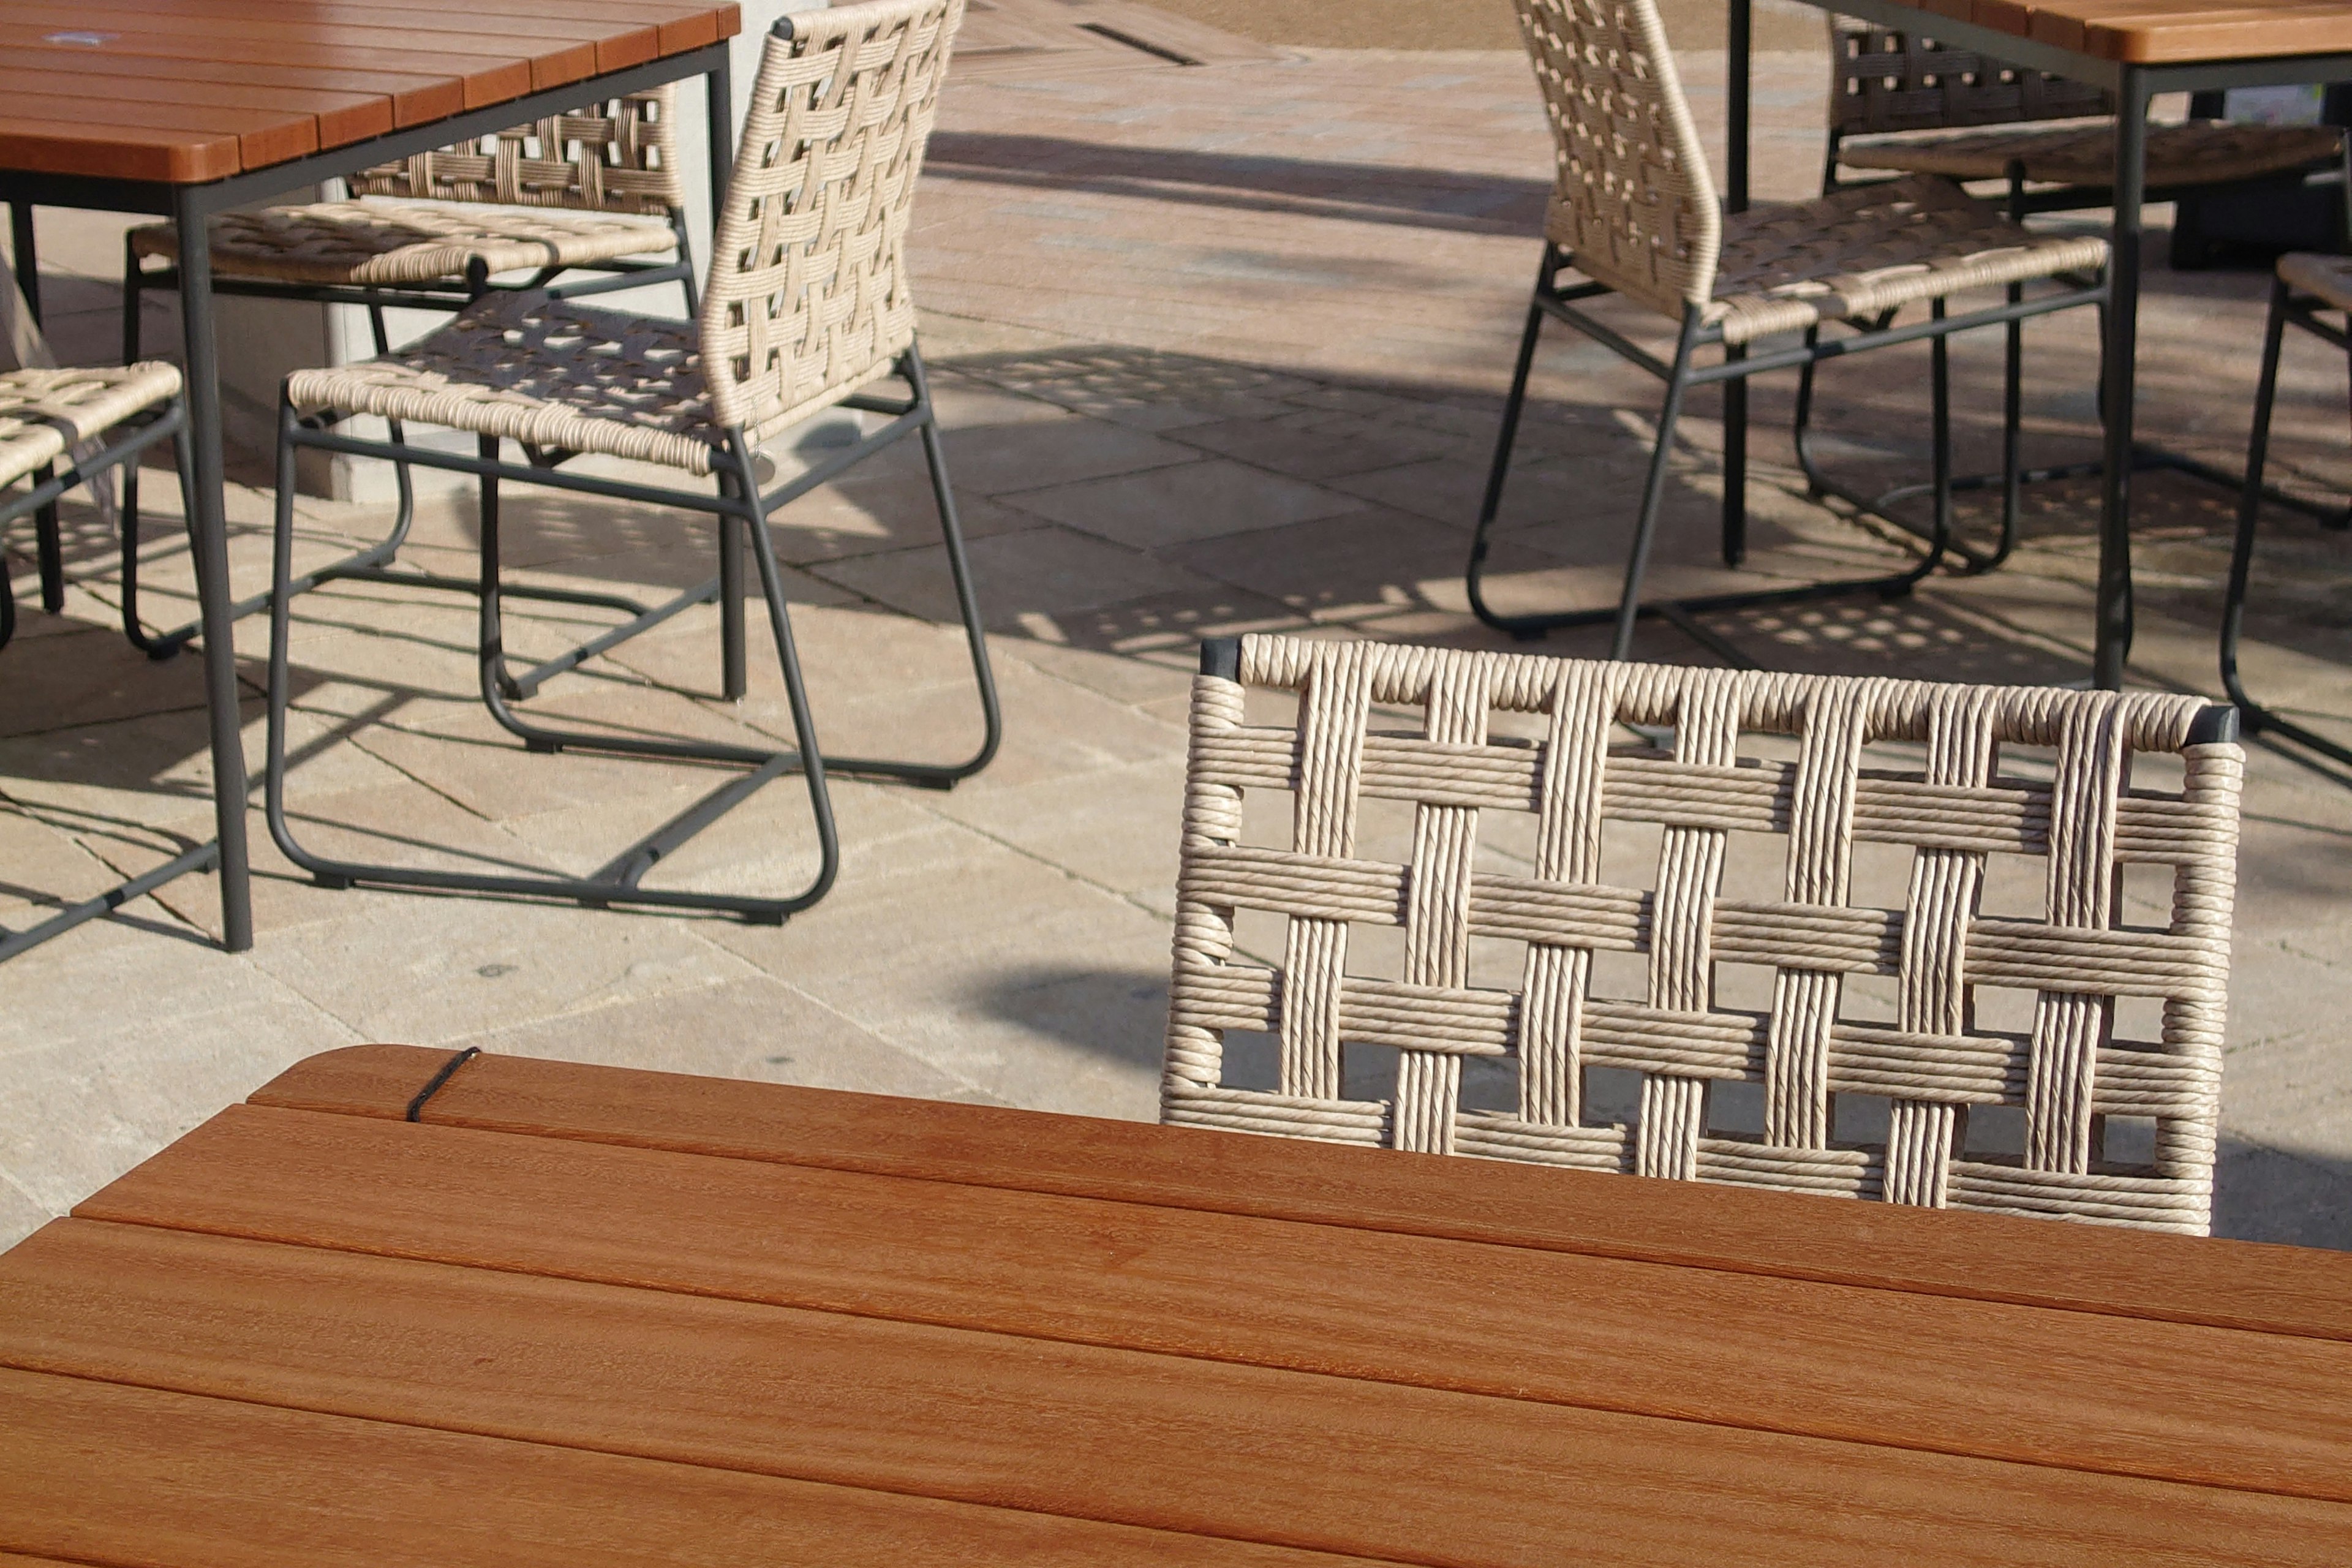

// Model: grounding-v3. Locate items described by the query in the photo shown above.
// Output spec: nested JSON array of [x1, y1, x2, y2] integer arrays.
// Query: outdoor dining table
[[0, 0, 742, 957], [2, 1043, 2350, 1563], [1724, 0, 2352, 690]]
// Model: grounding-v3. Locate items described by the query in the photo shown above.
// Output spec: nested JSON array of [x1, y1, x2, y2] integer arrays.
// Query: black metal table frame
[[0, 40, 734, 960], [1725, 0, 2352, 689]]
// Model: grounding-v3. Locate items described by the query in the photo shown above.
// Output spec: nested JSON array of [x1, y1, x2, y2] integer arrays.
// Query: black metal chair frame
[[117, 209, 698, 662], [1802, 126, 2352, 575], [0, 398, 223, 960], [1466, 241, 2106, 664], [2226, 270, 2352, 773], [265, 339, 1000, 924]]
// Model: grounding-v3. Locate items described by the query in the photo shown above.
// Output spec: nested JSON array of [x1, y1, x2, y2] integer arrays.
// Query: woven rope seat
[[0, 363, 182, 489], [1841, 121, 2343, 190], [288, 290, 725, 473], [2278, 251, 2352, 310], [1164, 635, 2245, 1233], [126, 88, 683, 290], [128, 203, 678, 289], [1696, 175, 2106, 345]]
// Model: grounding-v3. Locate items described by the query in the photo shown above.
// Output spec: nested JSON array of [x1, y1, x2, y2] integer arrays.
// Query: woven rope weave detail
[[289, 292, 723, 474], [1828, 23, 2110, 136], [350, 88, 685, 216], [1161, 636, 2243, 1234], [699, 0, 962, 442], [1513, 0, 1721, 316], [130, 202, 677, 289], [0, 363, 181, 489], [1840, 121, 2342, 189]]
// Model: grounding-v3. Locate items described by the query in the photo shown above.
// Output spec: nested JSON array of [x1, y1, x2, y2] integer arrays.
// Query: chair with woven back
[[1466, 0, 2106, 663], [113, 88, 700, 659], [262, 0, 996, 924], [1799, 23, 2348, 570], [1164, 633, 2245, 1234]]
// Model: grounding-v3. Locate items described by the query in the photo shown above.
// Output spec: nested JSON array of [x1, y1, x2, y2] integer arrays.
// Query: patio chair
[[1468, 0, 2107, 663], [1164, 633, 2244, 1234], [116, 89, 698, 660], [264, 0, 997, 924], [2225, 252, 2352, 772], [1801, 24, 2348, 571], [1, 364, 190, 654]]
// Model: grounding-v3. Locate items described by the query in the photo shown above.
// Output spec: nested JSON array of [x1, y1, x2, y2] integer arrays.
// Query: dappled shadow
[[2214, 1137, 2352, 1250], [971, 963, 1173, 1078]]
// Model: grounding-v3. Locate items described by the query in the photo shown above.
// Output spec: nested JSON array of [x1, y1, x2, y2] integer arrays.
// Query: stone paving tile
[[812, 522, 1221, 625], [1002, 455, 1361, 549]]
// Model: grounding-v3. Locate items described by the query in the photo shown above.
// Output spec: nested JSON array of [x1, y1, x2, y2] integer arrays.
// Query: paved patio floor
[[5, 13, 2349, 1250]]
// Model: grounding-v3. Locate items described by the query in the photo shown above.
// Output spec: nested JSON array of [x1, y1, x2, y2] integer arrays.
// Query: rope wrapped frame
[[1512, 0, 1721, 319], [1163, 635, 2244, 1234], [698, 0, 963, 442], [348, 86, 687, 217]]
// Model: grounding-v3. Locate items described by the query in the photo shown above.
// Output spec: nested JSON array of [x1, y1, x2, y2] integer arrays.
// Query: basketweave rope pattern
[[288, 293, 722, 474], [348, 88, 685, 216], [1706, 175, 2106, 345], [1829, 24, 2109, 137], [0, 363, 181, 489], [698, 0, 963, 442], [1841, 121, 2345, 189], [1511, 0, 1721, 318], [1163, 636, 2244, 1234], [129, 202, 677, 289]]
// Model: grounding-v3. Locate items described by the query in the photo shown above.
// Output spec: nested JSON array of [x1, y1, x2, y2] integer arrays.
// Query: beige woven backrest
[[698, 0, 961, 442], [1830, 23, 2111, 138], [1164, 635, 2245, 1234], [1510, 0, 1721, 320], [350, 88, 685, 216]]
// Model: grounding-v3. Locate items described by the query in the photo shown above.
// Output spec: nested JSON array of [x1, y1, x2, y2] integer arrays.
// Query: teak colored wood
[[7, 1046, 2352, 1566], [1910, 0, 2352, 61], [0, 0, 737, 181]]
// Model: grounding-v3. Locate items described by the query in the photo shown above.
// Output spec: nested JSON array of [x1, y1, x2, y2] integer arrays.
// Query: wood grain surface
[[4, 1219, 2348, 1568], [0, 0, 736, 181], [12, 1044, 2352, 1564], [1908, 0, 2352, 61], [0, 1369, 1382, 1568], [72, 1104, 2352, 1504], [251, 1045, 2352, 1341]]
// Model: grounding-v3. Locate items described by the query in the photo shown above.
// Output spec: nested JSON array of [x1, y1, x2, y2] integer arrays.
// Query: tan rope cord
[[129, 203, 677, 290], [1164, 636, 2244, 1233], [699, 0, 963, 445], [350, 88, 685, 215], [287, 0, 965, 475], [0, 363, 181, 490]]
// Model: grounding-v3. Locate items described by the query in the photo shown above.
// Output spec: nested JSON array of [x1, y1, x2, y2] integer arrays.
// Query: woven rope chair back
[[1164, 635, 2245, 1234], [1829, 23, 2111, 138], [697, 0, 962, 442], [1509, 0, 1721, 321], [349, 88, 686, 216]]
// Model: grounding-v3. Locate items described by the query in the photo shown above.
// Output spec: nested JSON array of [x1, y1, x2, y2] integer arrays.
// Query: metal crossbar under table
[[0, 41, 737, 959], [1727, 0, 2352, 689]]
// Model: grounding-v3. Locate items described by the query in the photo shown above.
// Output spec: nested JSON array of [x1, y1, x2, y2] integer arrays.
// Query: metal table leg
[[173, 187, 254, 952], [703, 50, 747, 702], [2094, 70, 2151, 690]]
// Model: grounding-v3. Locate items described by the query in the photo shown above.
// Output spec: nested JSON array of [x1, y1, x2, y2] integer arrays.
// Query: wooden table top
[[0, 0, 738, 185], [4, 1044, 2352, 1565], [1907, 0, 2352, 65]]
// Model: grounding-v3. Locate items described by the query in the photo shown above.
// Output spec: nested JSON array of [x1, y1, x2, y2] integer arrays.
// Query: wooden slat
[[7, 42, 461, 128], [58, 1118, 2352, 1504], [0, 116, 241, 182], [1953, 0, 2352, 59], [250, 1046, 2352, 1343], [0, 1368, 1374, 1568], [5, 1221, 2347, 1567], [7, 5, 593, 96], [0, 28, 533, 116], [0, 90, 314, 168], [96, 0, 663, 75], [0, 68, 392, 149]]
